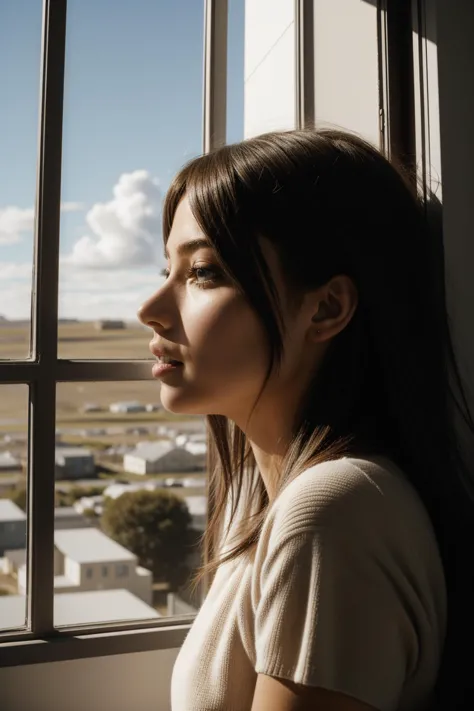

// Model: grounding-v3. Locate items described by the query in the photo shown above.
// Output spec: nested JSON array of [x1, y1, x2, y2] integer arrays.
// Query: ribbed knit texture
[[171, 456, 447, 711]]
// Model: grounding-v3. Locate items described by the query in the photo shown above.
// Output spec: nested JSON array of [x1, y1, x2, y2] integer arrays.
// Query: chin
[[159, 386, 210, 416]]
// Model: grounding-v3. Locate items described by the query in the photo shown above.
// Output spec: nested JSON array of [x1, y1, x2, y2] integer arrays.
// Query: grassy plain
[[0, 319, 152, 360], [0, 320, 204, 441]]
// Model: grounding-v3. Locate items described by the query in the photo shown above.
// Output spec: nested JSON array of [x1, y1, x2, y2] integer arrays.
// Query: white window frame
[[0, 0, 423, 669]]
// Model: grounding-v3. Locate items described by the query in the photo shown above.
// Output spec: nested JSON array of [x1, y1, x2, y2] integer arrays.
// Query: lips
[[149, 343, 183, 365]]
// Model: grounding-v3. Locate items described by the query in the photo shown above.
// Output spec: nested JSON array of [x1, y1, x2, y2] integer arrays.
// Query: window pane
[[57, 0, 204, 359], [54, 381, 206, 627], [0, 1, 42, 360], [0, 385, 29, 630]]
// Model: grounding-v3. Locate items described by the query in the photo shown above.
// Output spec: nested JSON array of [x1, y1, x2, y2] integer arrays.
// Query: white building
[[181, 476, 207, 489], [0, 451, 22, 471], [0, 589, 159, 629], [123, 441, 199, 475], [95, 319, 125, 330], [103, 481, 162, 500], [0, 500, 26, 556], [109, 401, 146, 414], [182, 441, 206, 469], [55, 447, 95, 480], [183, 495, 207, 534], [55, 506, 100, 531], [17, 528, 152, 604]]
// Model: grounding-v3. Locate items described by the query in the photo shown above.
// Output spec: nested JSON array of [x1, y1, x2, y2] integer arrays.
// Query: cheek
[[161, 291, 269, 413], [191, 296, 267, 377]]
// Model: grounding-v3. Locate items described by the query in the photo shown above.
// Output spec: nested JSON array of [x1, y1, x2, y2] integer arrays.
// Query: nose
[[137, 288, 171, 332]]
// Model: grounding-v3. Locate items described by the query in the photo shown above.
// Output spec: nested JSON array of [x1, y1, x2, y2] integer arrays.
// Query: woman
[[137, 128, 474, 711]]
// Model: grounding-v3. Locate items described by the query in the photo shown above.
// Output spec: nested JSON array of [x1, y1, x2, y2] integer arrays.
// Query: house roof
[[55, 447, 93, 458], [0, 452, 20, 468], [0, 499, 26, 522], [184, 441, 207, 455], [0, 589, 159, 628], [54, 528, 136, 563], [128, 441, 194, 463]]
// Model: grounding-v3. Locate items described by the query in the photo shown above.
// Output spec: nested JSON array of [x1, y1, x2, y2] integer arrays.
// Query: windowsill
[[0, 618, 194, 668]]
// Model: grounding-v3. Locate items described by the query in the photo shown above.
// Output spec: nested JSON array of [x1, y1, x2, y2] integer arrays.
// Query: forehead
[[167, 196, 204, 242], [165, 196, 212, 259]]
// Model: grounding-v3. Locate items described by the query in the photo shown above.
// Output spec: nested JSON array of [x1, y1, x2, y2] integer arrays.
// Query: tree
[[101, 489, 195, 591]]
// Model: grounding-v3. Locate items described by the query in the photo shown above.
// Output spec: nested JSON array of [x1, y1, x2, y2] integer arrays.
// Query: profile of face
[[137, 195, 357, 429]]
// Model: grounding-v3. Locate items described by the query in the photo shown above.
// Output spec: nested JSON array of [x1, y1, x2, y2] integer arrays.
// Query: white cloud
[[60, 201, 85, 213], [63, 170, 162, 269], [0, 262, 34, 279], [0, 283, 32, 318], [0, 261, 162, 320], [0, 202, 85, 244], [0, 207, 35, 244], [0, 172, 165, 318]]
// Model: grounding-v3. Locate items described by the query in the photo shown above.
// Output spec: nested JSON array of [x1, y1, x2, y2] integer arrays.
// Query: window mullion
[[28, 0, 67, 637], [295, 0, 315, 129], [203, 0, 228, 154]]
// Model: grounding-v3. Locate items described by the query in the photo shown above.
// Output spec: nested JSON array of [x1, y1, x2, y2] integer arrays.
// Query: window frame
[[0, 0, 420, 667], [0, 0, 229, 654]]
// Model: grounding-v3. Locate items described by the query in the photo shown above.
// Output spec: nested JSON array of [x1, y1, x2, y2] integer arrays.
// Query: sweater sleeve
[[253, 466, 420, 711]]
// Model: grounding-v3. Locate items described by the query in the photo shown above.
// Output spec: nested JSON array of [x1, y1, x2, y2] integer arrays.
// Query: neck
[[232, 407, 293, 502]]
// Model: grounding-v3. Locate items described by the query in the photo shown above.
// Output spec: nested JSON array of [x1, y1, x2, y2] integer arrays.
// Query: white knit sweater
[[171, 456, 446, 711]]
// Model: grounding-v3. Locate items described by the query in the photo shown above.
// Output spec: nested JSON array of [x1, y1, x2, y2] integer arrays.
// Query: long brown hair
[[163, 128, 474, 708]]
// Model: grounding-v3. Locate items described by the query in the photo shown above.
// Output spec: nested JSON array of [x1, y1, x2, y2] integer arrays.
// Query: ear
[[308, 275, 358, 342]]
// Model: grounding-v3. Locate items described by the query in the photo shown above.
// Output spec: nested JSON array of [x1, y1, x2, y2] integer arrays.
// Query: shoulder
[[261, 455, 435, 549]]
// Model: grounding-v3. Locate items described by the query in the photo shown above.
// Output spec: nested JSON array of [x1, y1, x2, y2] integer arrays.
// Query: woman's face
[[137, 196, 272, 421], [138, 193, 355, 439]]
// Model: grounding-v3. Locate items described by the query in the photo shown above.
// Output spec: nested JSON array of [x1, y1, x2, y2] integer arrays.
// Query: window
[[0, 0, 436, 673], [0, 0, 222, 646], [0, 385, 29, 630]]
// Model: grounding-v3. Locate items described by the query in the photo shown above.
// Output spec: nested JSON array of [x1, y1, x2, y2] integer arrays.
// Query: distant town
[[0, 319, 208, 628]]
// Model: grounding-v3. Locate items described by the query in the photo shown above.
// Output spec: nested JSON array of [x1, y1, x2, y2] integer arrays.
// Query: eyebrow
[[164, 238, 213, 260]]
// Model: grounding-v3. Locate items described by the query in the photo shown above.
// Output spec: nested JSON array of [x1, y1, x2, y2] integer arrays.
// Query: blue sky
[[0, 0, 244, 320]]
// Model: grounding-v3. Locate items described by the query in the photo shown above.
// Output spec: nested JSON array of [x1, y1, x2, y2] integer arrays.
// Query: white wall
[[65, 557, 81, 585], [123, 454, 146, 474], [411, 0, 442, 200], [0, 648, 179, 711], [244, 0, 295, 137], [313, 0, 380, 145]]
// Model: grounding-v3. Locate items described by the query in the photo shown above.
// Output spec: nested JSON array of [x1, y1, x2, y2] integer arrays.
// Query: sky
[[0, 0, 244, 321]]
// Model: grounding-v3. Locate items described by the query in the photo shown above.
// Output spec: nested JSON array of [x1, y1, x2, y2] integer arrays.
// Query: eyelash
[[160, 265, 220, 288]]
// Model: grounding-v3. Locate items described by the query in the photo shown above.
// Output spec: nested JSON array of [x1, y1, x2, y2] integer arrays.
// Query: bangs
[[161, 143, 286, 361], [162, 146, 241, 252]]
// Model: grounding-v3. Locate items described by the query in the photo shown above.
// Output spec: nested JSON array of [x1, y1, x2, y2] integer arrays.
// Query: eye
[[187, 264, 221, 288]]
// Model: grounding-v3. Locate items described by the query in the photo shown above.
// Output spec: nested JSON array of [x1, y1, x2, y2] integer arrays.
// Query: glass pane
[[54, 381, 206, 627], [0, 385, 29, 630], [226, 0, 245, 144], [57, 0, 204, 359], [0, 1, 42, 360]]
